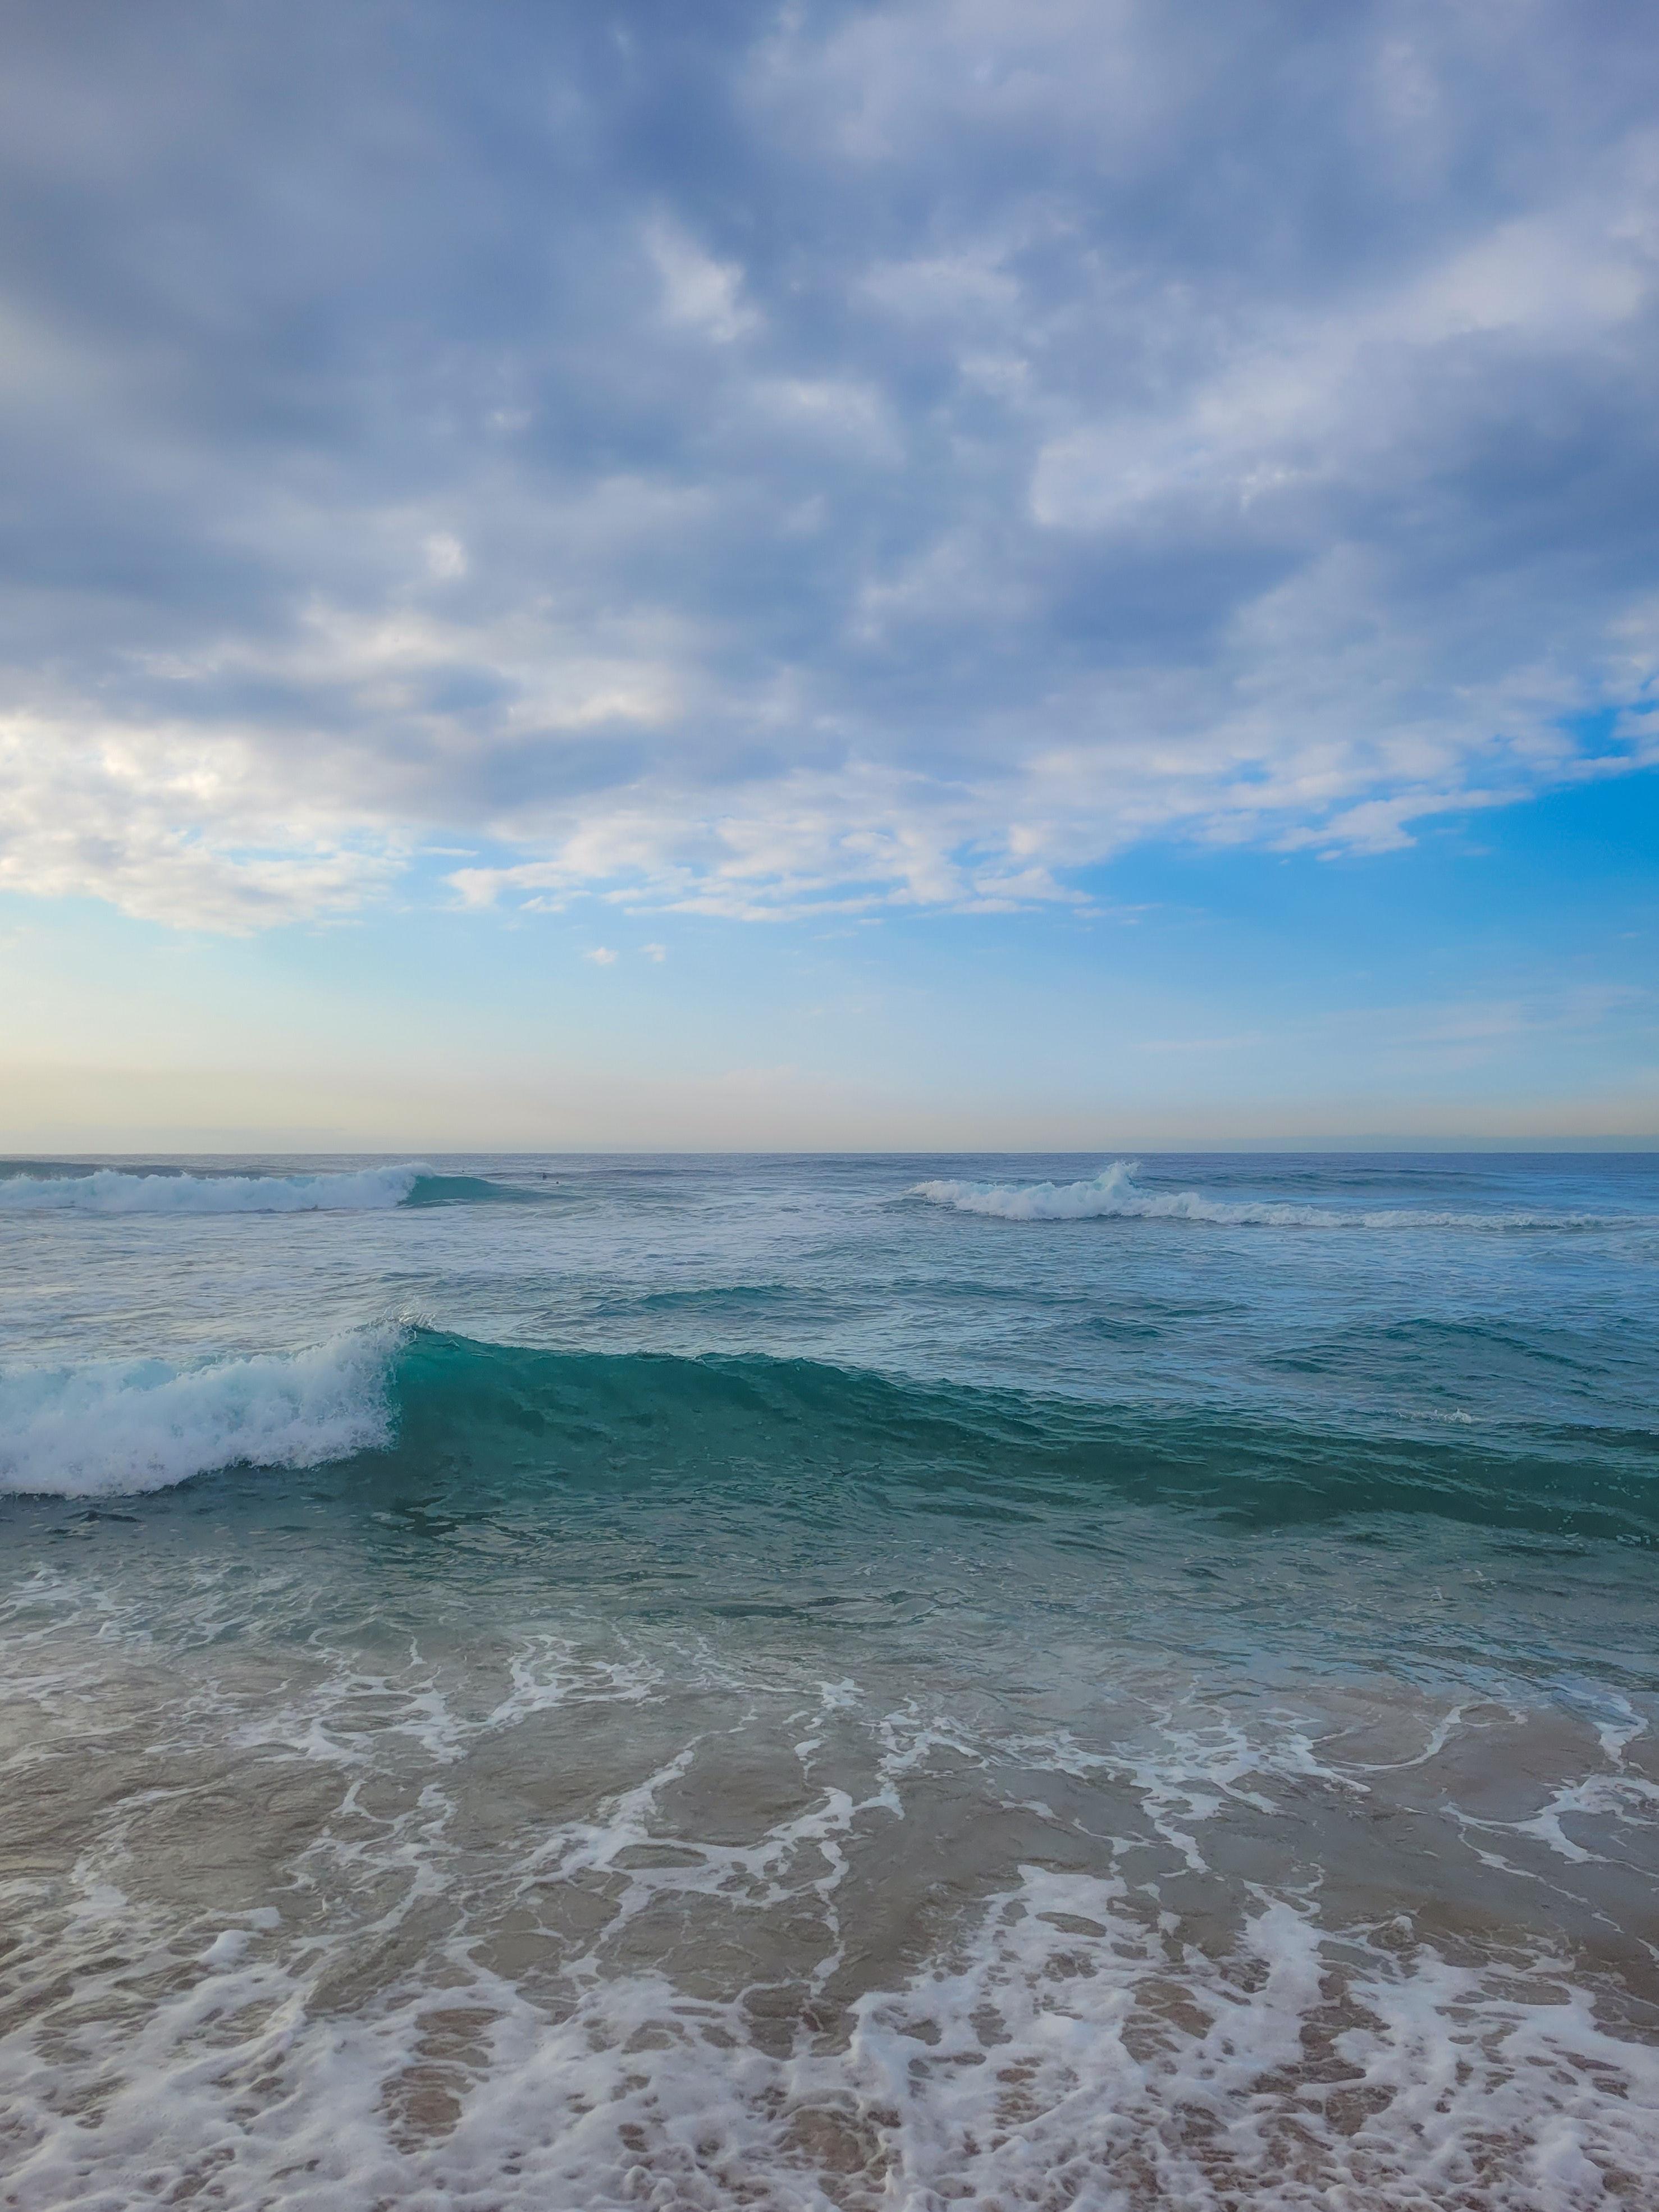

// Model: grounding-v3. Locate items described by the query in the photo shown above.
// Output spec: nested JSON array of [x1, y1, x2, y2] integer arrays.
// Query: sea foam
[[913, 1158, 1606, 1228], [0, 1162, 433, 1215], [0, 1330, 397, 1497], [6, 1770, 1654, 2211]]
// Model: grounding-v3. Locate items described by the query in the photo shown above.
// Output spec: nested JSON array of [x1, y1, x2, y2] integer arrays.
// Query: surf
[[0, 1328, 397, 1495], [912, 1157, 1620, 1228], [5, 1324, 1654, 1541], [0, 1162, 536, 1214]]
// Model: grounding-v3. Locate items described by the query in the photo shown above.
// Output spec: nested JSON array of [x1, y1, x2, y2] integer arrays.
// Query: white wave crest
[[912, 1159, 1605, 1228], [0, 1329, 398, 1497], [0, 1162, 431, 1215]]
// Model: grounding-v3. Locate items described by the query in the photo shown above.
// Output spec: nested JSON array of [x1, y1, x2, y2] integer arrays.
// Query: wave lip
[[0, 1163, 436, 1215], [0, 1329, 397, 1497], [912, 1159, 1612, 1230]]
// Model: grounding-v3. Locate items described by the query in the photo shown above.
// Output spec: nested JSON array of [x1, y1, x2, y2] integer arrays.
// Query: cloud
[[584, 945, 618, 966], [1, 1, 1657, 930], [0, 712, 395, 932], [423, 533, 469, 581], [646, 218, 759, 345]]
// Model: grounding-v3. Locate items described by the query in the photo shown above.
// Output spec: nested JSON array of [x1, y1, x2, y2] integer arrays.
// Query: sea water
[[2, 1150, 1657, 2209]]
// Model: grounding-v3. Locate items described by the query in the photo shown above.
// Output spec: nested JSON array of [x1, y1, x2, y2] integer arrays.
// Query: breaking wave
[[0, 1162, 524, 1215], [0, 1331, 396, 1496], [913, 1158, 1615, 1228], [4, 1326, 1655, 1537]]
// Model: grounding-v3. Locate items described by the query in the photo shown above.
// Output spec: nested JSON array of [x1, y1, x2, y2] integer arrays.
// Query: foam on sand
[[4, 1785, 1654, 2210]]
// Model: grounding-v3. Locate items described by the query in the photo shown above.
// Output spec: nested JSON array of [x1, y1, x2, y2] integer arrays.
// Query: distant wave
[[5, 1325, 1653, 1541], [912, 1159, 1612, 1230], [0, 1163, 527, 1215]]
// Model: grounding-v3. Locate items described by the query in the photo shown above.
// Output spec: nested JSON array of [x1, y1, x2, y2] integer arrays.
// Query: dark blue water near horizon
[[3, 1150, 1658, 2209]]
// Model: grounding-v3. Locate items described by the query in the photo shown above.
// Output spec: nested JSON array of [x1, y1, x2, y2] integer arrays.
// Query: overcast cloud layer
[[2, 0, 1657, 931]]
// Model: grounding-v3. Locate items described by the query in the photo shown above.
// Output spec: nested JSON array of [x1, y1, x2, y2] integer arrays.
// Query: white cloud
[[646, 219, 758, 344], [860, 250, 1021, 324], [423, 532, 468, 579], [0, 712, 395, 931], [584, 944, 618, 965]]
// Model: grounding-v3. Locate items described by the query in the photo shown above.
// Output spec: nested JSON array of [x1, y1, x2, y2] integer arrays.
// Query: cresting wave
[[0, 1330, 397, 1496], [4, 1325, 1655, 1537], [0, 1162, 523, 1214], [913, 1157, 1615, 1228]]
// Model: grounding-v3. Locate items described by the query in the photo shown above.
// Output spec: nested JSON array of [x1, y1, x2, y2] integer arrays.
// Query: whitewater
[[0, 1159, 527, 1213], [3, 1149, 1657, 2210], [912, 1157, 1618, 1227]]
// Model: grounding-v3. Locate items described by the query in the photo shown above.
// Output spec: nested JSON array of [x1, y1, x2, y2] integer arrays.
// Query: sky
[[1, 0, 1656, 1150]]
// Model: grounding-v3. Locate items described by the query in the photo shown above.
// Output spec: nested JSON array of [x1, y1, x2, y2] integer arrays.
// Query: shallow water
[[2, 1152, 1657, 2208]]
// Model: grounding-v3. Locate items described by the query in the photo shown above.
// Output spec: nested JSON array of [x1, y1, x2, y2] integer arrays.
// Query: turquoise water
[[3, 1153, 1658, 2208]]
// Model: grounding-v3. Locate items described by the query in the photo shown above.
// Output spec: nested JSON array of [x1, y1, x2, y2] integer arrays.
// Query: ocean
[[2, 1150, 1657, 2210]]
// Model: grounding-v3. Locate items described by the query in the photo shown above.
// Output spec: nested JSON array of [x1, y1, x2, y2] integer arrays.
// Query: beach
[[3, 1151, 1657, 2206]]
